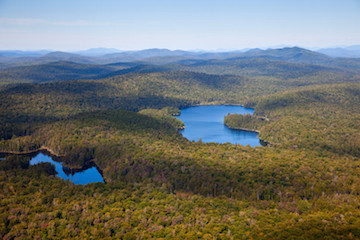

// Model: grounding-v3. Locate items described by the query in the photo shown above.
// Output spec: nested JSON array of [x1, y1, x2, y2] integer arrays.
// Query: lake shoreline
[[176, 105, 261, 147], [224, 124, 260, 133], [224, 124, 272, 147]]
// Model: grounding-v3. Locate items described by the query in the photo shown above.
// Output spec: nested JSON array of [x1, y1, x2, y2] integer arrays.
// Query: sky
[[0, 0, 359, 51]]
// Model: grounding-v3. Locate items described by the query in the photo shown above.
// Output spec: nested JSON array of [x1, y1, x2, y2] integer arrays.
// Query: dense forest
[[1, 47, 360, 239]]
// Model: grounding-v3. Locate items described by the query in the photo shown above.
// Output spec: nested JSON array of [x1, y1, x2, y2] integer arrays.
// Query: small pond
[[0, 150, 105, 185], [29, 152, 104, 185]]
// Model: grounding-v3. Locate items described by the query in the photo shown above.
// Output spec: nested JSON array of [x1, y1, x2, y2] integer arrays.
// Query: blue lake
[[176, 105, 261, 147], [30, 152, 104, 185]]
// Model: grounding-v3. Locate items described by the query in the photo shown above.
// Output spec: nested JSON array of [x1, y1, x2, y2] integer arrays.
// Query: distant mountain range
[[1, 46, 360, 86], [75, 48, 123, 56], [1, 45, 360, 59], [0, 50, 51, 57], [1, 46, 360, 67], [317, 45, 360, 58], [1, 46, 360, 75]]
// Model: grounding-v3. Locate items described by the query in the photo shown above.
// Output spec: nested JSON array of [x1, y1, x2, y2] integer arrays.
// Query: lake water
[[30, 152, 104, 185], [176, 105, 261, 147]]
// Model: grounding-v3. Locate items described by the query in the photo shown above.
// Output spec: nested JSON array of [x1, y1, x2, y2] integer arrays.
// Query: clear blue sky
[[0, 0, 359, 51]]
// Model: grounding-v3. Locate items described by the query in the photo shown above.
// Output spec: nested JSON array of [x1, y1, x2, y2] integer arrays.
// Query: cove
[[176, 105, 261, 147], [30, 152, 104, 185]]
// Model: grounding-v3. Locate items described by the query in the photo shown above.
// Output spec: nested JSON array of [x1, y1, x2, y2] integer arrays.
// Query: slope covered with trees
[[3, 161, 360, 239], [0, 61, 125, 86], [1, 47, 360, 239], [226, 83, 360, 156]]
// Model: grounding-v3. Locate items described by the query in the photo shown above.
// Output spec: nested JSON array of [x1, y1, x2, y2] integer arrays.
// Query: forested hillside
[[226, 83, 360, 156], [0, 61, 125, 85], [1, 47, 360, 239]]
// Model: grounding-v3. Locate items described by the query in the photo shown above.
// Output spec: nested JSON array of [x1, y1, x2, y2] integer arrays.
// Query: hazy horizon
[[2, 44, 360, 53]]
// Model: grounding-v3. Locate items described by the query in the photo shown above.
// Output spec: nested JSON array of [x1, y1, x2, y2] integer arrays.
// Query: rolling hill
[[0, 61, 122, 85], [1, 46, 360, 239]]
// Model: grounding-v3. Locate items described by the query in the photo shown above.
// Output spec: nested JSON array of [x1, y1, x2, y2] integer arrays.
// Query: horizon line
[[1, 44, 360, 53]]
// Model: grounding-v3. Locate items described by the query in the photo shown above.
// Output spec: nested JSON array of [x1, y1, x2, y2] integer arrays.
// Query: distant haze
[[0, 0, 359, 51]]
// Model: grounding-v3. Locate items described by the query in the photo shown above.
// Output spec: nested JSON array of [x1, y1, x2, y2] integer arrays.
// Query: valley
[[1, 47, 360, 239]]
